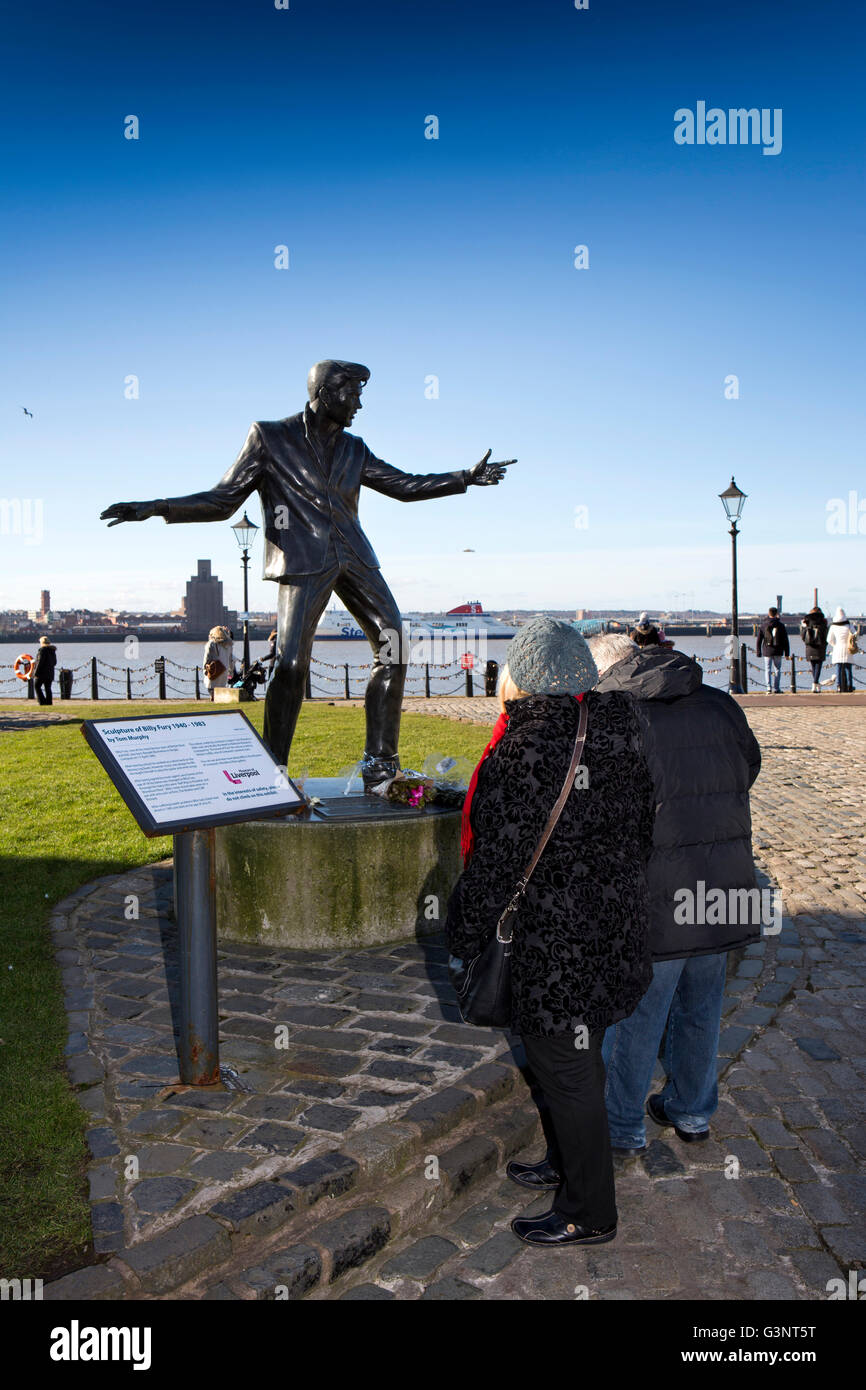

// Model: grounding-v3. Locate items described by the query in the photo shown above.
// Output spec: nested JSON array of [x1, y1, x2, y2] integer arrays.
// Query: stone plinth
[[213, 778, 463, 949], [212, 687, 254, 703]]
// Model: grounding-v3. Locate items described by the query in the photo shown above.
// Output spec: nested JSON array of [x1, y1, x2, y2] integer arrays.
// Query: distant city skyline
[[2, 0, 863, 616]]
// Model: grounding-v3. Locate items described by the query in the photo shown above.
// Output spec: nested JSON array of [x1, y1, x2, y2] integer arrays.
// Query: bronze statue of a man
[[101, 360, 514, 785]]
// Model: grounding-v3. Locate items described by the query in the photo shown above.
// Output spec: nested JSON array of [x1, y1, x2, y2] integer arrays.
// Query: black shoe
[[646, 1093, 709, 1143], [511, 1209, 617, 1247], [506, 1158, 561, 1191], [611, 1142, 647, 1156], [360, 754, 401, 791]]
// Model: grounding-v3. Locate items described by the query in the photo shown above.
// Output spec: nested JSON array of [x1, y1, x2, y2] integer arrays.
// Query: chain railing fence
[[3, 645, 864, 702]]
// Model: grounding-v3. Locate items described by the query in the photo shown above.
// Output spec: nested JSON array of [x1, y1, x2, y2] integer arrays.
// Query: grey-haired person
[[446, 619, 655, 1248]]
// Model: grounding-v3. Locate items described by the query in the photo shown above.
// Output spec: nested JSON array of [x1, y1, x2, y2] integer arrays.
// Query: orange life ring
[[14, 652, 34, 680]]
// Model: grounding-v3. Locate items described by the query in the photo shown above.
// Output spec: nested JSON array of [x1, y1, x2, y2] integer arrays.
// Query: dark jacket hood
[[596, 646, 702, 702]]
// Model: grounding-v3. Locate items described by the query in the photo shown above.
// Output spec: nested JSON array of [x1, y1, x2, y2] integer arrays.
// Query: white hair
[[588, 633, 638, 677]]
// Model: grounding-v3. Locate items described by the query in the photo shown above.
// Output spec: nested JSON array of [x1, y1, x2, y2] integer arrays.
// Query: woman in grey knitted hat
[[447, 618, 655, 1247]]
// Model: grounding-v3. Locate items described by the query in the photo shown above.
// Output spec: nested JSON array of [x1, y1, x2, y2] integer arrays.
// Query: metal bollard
[[126, 668, 132, 699], [790, 657, 796, 693], [344, 663, 350, 699], [464, 667, 473, 696], [173, 828, 220, 1085], [305, 670, 312, 700], [425, 663, 431, 697], [195, 666, 201, 700], [91, 657, 99, 700], [740, 643, 748, 693]]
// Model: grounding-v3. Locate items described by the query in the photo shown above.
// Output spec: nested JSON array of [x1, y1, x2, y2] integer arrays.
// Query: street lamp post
[[719, 478, 747, 695], [231, 512, 260, 675]]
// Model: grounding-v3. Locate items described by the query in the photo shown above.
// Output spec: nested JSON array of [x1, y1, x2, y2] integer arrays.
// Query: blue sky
[[1, 0, 864, 617]]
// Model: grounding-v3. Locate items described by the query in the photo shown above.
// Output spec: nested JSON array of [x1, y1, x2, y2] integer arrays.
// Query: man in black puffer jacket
[[592, 637, 762, 1152]]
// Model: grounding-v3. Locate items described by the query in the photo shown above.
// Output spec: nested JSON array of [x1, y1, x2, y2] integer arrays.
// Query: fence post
[[790, 656, 796, 694], [126, 668, 132, 700], [425, 663, 431, 697], [740, 643, 748, 693], [155, 656, 166, 701], [305, 670, 312, 700], [343, 664, 351, 699], [27, 676, 34, 700], [91, 657, 99, 700], [195, 666, 201, 700], [464, 667, 473, 697]]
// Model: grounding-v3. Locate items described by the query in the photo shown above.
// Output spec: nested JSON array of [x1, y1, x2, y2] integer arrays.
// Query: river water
[[3, 632, 859, 700]]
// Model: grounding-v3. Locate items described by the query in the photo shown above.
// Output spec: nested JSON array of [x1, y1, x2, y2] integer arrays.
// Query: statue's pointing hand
[[467, 449, 516, 486], [100, 501, 160, 527]]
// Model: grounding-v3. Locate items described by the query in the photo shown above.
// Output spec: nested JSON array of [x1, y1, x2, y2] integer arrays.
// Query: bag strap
[[496, 698, 589, 942]]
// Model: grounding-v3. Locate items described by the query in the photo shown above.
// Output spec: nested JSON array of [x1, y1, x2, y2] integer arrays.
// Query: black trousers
[[262, 535, 407, 767], [34, 678, 53, 705], [522, 1030, 617, 1229]]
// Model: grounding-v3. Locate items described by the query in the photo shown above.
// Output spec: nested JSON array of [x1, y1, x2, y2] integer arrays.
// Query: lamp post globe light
[[719, 477, 747, 694], [231, 511, 260, 675]]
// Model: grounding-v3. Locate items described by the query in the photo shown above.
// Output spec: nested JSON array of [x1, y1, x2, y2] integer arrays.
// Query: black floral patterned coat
[[446, 692, 655, 1038]]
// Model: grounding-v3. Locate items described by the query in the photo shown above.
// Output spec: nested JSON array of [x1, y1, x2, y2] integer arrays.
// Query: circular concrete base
[[213, 778, 463, 950]]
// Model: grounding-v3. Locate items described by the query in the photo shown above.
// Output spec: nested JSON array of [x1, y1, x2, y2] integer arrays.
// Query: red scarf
[[461, 694, 583, 863]]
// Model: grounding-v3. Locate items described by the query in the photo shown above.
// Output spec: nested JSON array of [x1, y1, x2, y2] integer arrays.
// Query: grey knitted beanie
[[506, 617, 599, 696]]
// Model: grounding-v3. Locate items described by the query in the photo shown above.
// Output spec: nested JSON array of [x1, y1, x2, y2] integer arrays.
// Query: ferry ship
[[314, 601, 517, 641]]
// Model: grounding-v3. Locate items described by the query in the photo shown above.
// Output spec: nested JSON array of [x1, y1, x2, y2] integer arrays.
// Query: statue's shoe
[[360, 755, 401, 791]]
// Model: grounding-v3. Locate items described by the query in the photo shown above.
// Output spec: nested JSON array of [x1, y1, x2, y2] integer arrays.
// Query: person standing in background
[[756, 607, 789, 693], [827, 607, 856, 692], [203, 625, 233, 700], [630, 612, 661, 648], [32, 636, 57, 705], [800, 606, 829, 692]]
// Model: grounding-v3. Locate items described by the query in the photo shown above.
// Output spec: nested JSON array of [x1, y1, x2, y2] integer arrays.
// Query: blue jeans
[[603, 952, 728, 1147], [836, 663, 853, 692], [764, 655, 782, 691]]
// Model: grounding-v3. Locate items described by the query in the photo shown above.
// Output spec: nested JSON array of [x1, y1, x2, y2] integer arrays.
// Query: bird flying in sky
[[21, 407, 33, 418]]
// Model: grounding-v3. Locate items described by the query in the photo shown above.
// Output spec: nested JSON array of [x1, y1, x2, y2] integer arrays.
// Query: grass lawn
[[0, 699, 490, 1279]]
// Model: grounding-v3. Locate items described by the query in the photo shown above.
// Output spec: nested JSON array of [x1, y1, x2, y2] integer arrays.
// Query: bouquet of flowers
[[373, 753, 474, 809]]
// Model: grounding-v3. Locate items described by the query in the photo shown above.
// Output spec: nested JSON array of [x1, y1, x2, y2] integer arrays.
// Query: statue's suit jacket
[[160, 407, 469, 579]]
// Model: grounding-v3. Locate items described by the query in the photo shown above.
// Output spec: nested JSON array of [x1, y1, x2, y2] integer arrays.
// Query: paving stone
[[368, 1038, 421, 1057], [188, 1151, 252, 1181], [790, 1183, 848, 1225], [780, 1102, 820, 1129], [132, 1142, 198, 1174], [421, 1044, 485, 1068], [641, 1141, 686, 1178], [298, 1103, 360, 1133], [284, 1048, 363, 1079], [210, 1181, 295, 1236], [286, 1028, 368, 1053], [91, 1200, 124, 1233], [724, 1137, 774, 1173], [439, 1137, 499, 1194], [795, 1036, 842, 1062], [313, 1206, 391, 1281], [279, 1005, 353, 1027], [367, 1058, 438, 1086], [819, 1224, 866, 1266], [349, 1015, 432, 1038], [281, 1078, 346, 1100], [420, 1276, 485, 1300], [348, 993, 422, 1015], [465, 1229, 522, 1275], [124, 1109, 184, 1137], [381, 1236, 458, 1280], [791, 1249, 847, 1290], [277, 1151, 359, 1207], [749, 1117, 798, 1148], [120, 1214, 231, 1294], [238, 1124, 306, 1155], [131, 1176, 197, 1214], [719, 1025, 755, 1056], [449, 1200, 509, 1244], [237, 1094, 304, 1122], [274, 982, 349, 1004], [352, 1088, 418, 1107], [86, 1126, 120, 1158], [743, 1269, 801, 1300], [403, 1087, 475, 1138], [44, 1265, 128, 1300], [771, 1148, 819, 1183], [174, 1116, 246, 1147]]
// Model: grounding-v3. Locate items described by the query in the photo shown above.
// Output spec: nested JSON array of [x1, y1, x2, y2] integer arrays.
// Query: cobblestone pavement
[[45, 705, 866, 1299]]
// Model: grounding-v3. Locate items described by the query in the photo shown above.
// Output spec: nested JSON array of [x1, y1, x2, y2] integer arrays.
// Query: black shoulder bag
[[449, 698, 589, 1027]]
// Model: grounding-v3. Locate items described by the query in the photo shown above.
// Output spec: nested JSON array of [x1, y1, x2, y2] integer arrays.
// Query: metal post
[[195, 666, 201, 700], [728, 523, 743, 694], [241, 548, 251, 675], [790, 657, 796, 693], [126, 668, 132, 700], [27, 676, 34, 700], [425, 663, 431, 697], [91, 656, 99, 700], [158, 658, 166, 701], [344, 663, 350, 699], [465, 666, 473, 696], [173, 828, 220, 1086], [305, 669, 312, 700], [740, 643, 748, 693]]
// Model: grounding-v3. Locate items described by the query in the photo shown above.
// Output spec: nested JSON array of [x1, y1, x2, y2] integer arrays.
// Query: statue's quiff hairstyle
[[307, 359, 371, 402]]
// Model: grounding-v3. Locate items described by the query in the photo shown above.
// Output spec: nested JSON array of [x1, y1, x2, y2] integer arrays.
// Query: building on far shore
[[182, 560, 237, 639]]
